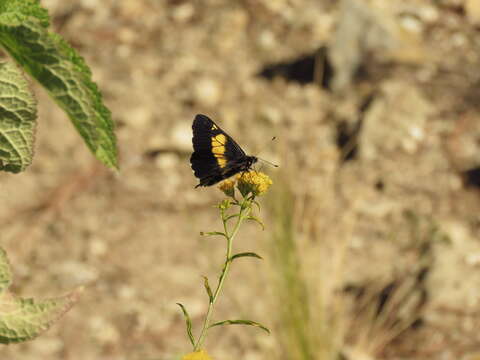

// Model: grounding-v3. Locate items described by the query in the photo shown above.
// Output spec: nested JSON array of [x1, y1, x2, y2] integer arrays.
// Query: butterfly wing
[[190, 114, 249, 187]]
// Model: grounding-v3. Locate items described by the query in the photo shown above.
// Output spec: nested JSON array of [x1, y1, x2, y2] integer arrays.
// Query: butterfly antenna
[[258, 157, 279, 167], [255, 136, 277, 153], [254, 136, 279, 167]]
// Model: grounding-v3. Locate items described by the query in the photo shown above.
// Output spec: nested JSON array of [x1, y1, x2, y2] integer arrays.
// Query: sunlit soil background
[[1, 0, 480, 359]]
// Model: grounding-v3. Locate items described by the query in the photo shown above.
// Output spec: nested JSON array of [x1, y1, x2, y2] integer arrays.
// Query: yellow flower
[[182, 349, 213, 360], [236, 171, 272, 197], [218, 179, 235, 198]]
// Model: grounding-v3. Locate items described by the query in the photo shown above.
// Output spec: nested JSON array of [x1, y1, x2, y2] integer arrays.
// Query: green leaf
[[200, 231, 227, 238], [246, 215, 265, 230], [230, 252, 263, 261], [252, 200, 261, 212], [0, 0, 49, 27], [202, 276, 213, 302], [0, 2, 118, 169], [0, 287, 83, 344], [209, 319, 270, 334], [0, 61, 36, 172], [0, 248, 12, 293], [176, 303, 195, 347], [0, 247, 82, 344], [224, 214, 240, 221]]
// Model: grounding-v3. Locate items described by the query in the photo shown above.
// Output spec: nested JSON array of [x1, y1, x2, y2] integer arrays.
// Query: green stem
[[194, 198, 251, 351]]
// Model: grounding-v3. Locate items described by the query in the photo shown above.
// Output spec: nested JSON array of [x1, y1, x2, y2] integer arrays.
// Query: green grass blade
[[268, 181, 318, 360]]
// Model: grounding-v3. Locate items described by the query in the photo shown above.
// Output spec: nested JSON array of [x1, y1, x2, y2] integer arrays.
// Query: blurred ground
[[1, 0, 480, 359]]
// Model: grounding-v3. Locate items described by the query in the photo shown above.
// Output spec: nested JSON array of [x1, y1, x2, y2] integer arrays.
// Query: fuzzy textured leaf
[[209, 319, 270, 334], [0, 288, 82, 344], [0, 248, 12, 293], [0, 247, 81, 344], [0, 0, 49, 27], [0, 1, 118, 168], [0, 61, 36, 172]]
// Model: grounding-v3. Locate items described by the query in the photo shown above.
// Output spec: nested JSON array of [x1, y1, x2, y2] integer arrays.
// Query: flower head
[[218, 179, 235, 198], [236, 171, 272, 197], [182, 350, 213, 360]]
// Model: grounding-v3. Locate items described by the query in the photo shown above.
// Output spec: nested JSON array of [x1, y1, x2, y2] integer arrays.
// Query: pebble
[[89, 239, 107, 257], [171, 123, 192, 151], [172, 3, 195, 23], [466, 0, 480, 25], [260, 106, 282, 125], [400, 15, 423, 34], [89, 317, 120, 344], [56, 261, 99, 285], [465, 253, 480, 267], [258, 31, 276, 50], [154, 153, 178, 170], [28, 337, 64, 356], [418, 5, 439, 24], [117, 285, 137, 300], [126, 107, 152, 129], [194, 78, 221, 107]]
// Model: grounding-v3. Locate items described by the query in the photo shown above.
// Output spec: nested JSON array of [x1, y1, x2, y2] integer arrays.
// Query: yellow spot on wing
[[211, 124, 218, 130], [212, 134, 227, 167]]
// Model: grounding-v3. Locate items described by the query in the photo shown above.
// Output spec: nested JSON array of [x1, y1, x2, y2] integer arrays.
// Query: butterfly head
[[244, 156, 258, 171]]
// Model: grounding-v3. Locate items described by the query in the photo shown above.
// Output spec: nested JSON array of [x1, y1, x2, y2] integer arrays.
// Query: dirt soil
[[1, 0, 480, 359]]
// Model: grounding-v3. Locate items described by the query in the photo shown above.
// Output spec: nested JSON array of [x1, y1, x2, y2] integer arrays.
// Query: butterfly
[[190, 114, 258, 187]]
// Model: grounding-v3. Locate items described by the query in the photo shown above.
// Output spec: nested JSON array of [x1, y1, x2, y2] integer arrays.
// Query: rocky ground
[[1, 0, 480, 359]]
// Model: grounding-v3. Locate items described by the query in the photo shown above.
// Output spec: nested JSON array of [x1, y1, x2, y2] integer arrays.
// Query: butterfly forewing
[[190, 114, 256, 187]]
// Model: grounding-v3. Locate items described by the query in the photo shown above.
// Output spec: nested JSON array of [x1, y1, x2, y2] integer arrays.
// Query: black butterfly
[[190, 114, 257, 187]]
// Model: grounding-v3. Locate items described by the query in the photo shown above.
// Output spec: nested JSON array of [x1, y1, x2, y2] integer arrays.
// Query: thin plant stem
[[194, 198, 252, 350]]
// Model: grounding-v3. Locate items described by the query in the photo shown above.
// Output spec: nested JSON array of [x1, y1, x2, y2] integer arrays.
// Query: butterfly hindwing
[[190, 114, 256, 187]]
